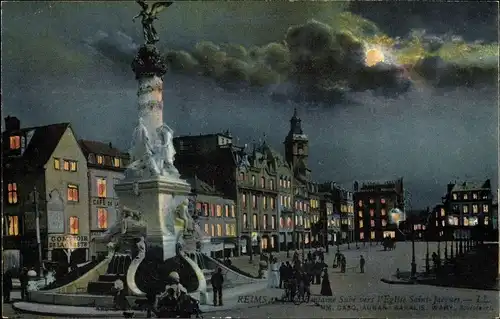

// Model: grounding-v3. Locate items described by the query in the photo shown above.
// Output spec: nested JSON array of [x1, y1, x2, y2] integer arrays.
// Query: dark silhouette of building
[[353, 178, 404, 242]]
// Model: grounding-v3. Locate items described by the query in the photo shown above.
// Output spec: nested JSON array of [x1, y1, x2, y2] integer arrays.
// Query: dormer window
[[97, 155, 104, 165], [9, 136, 21, 150], [113, 157, 121, 168], [7, 183, 18, 204], [88, 154, 96, 164]]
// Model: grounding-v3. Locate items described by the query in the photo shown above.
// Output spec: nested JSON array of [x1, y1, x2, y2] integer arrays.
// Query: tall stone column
[[131, 44, 168, 141]]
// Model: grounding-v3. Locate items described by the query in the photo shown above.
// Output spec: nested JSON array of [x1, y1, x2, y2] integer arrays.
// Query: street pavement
[[5, 242, 498, 318], [209, 241, 499, 318]]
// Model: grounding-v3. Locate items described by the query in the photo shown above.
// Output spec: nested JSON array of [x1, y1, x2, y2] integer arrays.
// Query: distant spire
[[292, 107, 298, 119]]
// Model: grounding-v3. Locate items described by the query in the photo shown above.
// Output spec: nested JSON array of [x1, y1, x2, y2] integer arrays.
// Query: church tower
[[284, 108, 309, 172]]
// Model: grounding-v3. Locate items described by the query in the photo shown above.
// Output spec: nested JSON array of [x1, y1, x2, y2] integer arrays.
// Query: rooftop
[[451, 180, 491, 192]]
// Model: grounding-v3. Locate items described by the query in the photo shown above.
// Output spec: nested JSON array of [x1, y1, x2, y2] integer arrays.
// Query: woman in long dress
[[272, 259, 280, 288], [320, 268, 333, 296]]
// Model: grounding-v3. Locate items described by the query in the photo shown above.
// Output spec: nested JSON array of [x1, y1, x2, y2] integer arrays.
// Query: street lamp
[[410, 220, 417, 279]]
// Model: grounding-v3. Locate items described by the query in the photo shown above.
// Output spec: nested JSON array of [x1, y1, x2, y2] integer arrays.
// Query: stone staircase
[[87, 255, 132, 295]]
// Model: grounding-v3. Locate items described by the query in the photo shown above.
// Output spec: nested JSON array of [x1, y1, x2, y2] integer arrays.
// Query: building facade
[[3, 116, 90, 271], [353, 178, 404, 242], [187, 176, 237, 258], [78, 140, 129, 259], [319, 182, 354, 244], [442, 180, 493, 228]]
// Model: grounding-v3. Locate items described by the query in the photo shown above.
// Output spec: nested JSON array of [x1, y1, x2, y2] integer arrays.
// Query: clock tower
[[284, 108, 309, 172]]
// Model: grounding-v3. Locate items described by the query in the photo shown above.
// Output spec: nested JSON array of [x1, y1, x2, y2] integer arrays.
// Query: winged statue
[[133, 0, 174, 44]]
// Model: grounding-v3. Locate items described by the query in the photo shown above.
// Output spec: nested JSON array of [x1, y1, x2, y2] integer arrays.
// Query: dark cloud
[[1, 1, 498, 207]]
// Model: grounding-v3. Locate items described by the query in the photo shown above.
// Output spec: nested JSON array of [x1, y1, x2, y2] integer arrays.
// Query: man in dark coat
[[279, 262, 287, 288], [20, 267, 28, 300], [359, 255, 365, 273], [314, 261, 322, 284], [3, 270, 13, 303], [211, 267, 224, 306], [307, 251, 313, 262]]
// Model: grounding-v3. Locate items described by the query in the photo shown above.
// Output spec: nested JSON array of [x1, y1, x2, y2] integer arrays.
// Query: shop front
[[47, 234, 89, 270]]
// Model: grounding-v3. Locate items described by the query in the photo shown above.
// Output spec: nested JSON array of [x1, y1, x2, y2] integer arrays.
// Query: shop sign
[[48, 235, 89, 249], [92, 198, 119, 207]]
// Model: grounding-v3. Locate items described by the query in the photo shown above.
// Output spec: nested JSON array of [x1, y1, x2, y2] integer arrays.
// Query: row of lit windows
[[452, 204, 489, 214], [54, 158, 78, 172], [359, 231, 395, 240], [4, 215, 80, 236], [447, 216, 489, 226], [242, 213, 278, 229], [195, 203, 236, 218], [358, 219, 388, 228], [239, 173, 276, 190], [241, 194, 276, 210], [94, 154, 121, 168], [358, 198, 387, 207], [6, 183, 79, 204], [452, 192, 489, 201], [204, 223, 237, 237], [279, 176, 292, 189], [310, 199, 320, 209], [358, 209, 388, 218], [340, 204, 354, 213]]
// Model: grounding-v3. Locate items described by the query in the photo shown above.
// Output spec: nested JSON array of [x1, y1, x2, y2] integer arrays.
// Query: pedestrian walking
[[3, 270, 13, 303], [279, 262, 286, 288], [314, 261, 322, 284], [20, 267, 28, 300], [340, 255, 346, 273], [360, 255, 365, 273], [211, 267, 224, 306], [320, 268, 333, 296]]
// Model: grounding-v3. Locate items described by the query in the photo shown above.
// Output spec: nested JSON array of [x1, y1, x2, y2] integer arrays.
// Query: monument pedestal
[[115, 176, 191, 261]]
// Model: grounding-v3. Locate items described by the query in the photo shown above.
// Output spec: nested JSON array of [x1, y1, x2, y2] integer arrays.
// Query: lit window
[[97, 155, 104, 164], [70, 161, 77, 172], [261, 177, 265, 188], [370, 220, 375, 227], [64, 160, 70, 171], [272, 216, 276, 229], [251, 175, 256, 187], [463, 217, 468, 226], [97, 178, 107, 198], [262, 197, 268, 210], [370, 231, 375, 239], [287, 179, 291, 188], [270, 198, 275, 210], [231, 224, 236, 236], [484, 217, 489, 225], [225, 205, 229, 217], [360, 233, 364, 240], [482, 205, 489, 213], [358, 200, 363, 207], [358, 211, 363, 218], [7, 183, 18, 204], [202, 203, 208, 216], [381, 209, 386, 216], [113, 157, 121, 168], [380, 198, 386, 204], [472, 193, 478, 199], [463, 193, 468, 200], [472, 205, 478, 213], [69, 216, 79, 234], [211, 225, 215, 236], [67, 184, 79, 202], [7, 216, 19, 236], [204, 224, 209, 235], [440, 208, 445, 216], [216, 205, 222, 217], [97, 208, 108, 229], [225, 224, 230, 236], [382, 220, 387, 227], [369, 198, 374, 204], [279, 177, 283, 187], [369, 209, 374, 217], [252, 214, 258, 229], [252, 195, 257, 209], [217, 224, 222, 236], [54, 158, 61, 170], [359, 220, 364, 228], [462, 205, 469, 213], [452, 193, 458, 200], [9, 136, 21, 150], [280, 217, 284, 228], [231, 205, 235, 217], [242, 194, 247, 208], [243, 213, 248, 228], [239, 172, 245, 181], [263, 215, 268, 229], [269, 179, 274, 190]]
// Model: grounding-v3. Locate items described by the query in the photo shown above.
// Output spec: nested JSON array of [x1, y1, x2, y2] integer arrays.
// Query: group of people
[[3, 267, 33, 303], [112, 270, 205, 318]]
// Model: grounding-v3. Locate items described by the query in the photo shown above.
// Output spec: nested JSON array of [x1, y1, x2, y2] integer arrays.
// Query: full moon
[[365, 48, 385, 67]]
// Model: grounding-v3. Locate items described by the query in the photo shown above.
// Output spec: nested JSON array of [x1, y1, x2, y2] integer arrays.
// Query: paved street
[[210, 242, 499, 318]]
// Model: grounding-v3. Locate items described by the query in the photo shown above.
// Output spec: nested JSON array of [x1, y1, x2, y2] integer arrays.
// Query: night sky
[[2, 1, 498, 208]]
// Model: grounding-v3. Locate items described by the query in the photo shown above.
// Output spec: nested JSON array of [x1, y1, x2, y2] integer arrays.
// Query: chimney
[[109, 142, 113, 149], [4, 116, 20, 132]]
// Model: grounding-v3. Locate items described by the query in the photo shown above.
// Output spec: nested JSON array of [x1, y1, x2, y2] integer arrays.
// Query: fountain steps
[[87, 255, 131, 295]]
